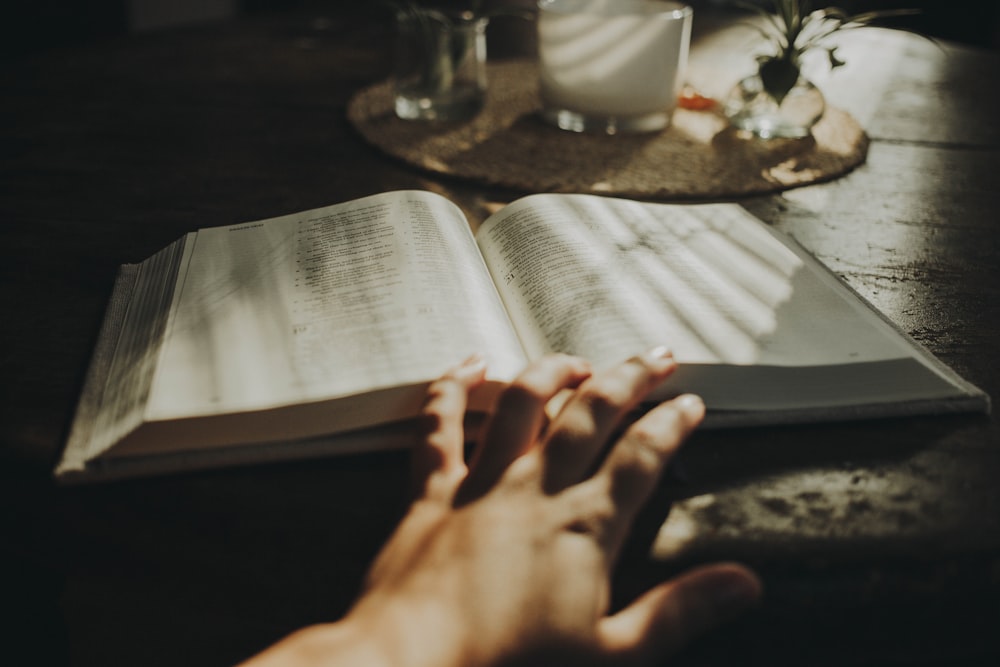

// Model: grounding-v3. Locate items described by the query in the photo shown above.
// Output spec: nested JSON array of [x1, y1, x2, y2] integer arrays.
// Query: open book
[[57, 191, 989, 481]]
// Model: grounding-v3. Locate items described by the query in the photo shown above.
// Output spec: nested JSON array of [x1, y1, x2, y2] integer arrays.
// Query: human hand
[[244, 349, 761, 667]]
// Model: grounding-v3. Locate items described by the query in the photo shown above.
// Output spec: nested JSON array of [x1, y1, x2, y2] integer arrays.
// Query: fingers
[[597, 563, 762, 663], [460, 354, 592, 500], [411, 354, 487, 502], [598, 393, 704, 550], [540, 347, 680, 493]]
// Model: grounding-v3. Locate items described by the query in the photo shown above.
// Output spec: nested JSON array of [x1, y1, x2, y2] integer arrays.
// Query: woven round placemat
[[347, 60, 868, 199]]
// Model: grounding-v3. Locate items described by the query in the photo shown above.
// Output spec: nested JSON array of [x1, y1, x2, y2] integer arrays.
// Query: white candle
[[538, 0, 692, 132]]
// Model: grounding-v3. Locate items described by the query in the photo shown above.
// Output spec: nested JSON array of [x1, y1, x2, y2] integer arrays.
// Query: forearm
[[239, 620, 389, 667], [240, 600, 472, 667]]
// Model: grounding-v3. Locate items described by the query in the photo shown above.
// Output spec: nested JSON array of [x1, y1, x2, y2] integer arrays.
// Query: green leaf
[[735, 19, 786, 49], [730, 0, 927, 76]]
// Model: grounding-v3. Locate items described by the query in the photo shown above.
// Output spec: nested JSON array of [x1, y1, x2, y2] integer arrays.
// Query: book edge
[[775, 227, 990, 404], [56, 264, 142, 477], [54, 413, 489, 485], [700, 392, 990, 429]]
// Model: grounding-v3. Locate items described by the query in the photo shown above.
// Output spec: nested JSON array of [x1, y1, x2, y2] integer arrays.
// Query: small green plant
[[732, 1, 920, 103]]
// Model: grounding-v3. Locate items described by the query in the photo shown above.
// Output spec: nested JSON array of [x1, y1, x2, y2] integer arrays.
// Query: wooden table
[[2, 7, 998, 666]]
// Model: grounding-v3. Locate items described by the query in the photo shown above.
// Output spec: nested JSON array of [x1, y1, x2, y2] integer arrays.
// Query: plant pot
[[723, 73, 826, 139]]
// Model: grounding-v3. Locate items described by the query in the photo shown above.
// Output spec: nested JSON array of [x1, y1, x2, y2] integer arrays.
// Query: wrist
[[345, 594, 472, 667], [239, 619, 390, 667]]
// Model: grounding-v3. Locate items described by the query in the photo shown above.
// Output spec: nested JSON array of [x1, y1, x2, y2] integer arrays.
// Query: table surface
[[2, 7, 998, 667]]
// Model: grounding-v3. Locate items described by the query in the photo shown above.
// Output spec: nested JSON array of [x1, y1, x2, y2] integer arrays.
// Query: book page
[[476, 194, 957, 409], [83, 242, 190, 461], [147, 191, 526, 419]]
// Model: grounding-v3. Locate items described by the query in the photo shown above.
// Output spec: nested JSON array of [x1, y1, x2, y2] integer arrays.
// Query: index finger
[[412, 354, 487, 502]]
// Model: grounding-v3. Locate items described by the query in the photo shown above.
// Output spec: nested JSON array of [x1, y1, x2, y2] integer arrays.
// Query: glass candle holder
[[537, 0, 692, 134], [393, 8, 489, 122]]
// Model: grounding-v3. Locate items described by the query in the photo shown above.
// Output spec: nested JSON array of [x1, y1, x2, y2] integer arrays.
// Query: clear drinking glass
[[393, 9, 489, 121], [537, 0, 692, 133]]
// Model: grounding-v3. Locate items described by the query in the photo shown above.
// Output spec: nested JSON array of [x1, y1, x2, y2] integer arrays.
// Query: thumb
[[597, 563, 762, 664]]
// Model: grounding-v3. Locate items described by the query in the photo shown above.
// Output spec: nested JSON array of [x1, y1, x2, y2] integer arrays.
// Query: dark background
[[2, 2, 997, 666], [2, 0, 998, 60]]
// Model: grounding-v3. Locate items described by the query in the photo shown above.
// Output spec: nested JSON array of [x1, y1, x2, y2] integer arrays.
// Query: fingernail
[[454, 353, 487, 380], [648, 345, 673, 360], [644, 346, 675, 371], [674, 394, 705, 421], [461, 353, 485, 367]]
